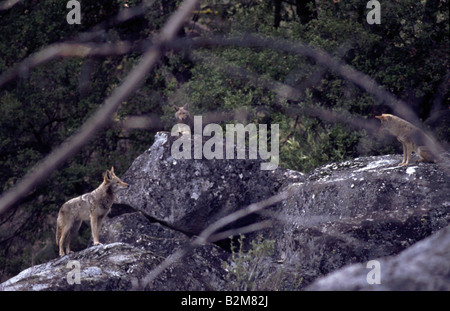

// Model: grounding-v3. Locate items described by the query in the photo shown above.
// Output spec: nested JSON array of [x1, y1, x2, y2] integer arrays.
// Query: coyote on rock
[[174, 105, 193, 135], [375, 113, 438, 166], [56, 167, 129, 257]]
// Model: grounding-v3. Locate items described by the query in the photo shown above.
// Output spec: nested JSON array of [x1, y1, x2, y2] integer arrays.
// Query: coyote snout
[[56, 167, 129, 257]]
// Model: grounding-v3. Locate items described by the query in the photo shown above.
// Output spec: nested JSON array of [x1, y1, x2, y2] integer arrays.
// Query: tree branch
[[137, 190, 291, 289], [0, 0, 158, 87], [0, 0, 200, 217], [0, 41, 139, 88], [168, 35, 447, 162], [0, 0, 21, 11]]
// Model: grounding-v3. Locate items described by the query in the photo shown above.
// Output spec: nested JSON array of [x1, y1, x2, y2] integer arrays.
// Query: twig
[[137, 190, 290, 289], [0, 0, 158, 88], [0, 42, 138, 87], [75, 0, 157, 42], [207, 220, 273, 243], [0, 0, 201, 217], [194, 51, 380, 133], [0, 0, 21, 11], [168, 35, 446, 161]]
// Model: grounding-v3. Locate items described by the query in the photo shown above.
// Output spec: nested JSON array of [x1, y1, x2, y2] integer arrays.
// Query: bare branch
[[162, 35, 440, 132], [138, 190, 290, 289], [115, 115, 164, 130], [0, 0, 158, 88], [167, 35, 447, 163], [170, 35, 411, 116], [207, 220, 273, 243], [0, 0, 21, 11], [0, 42, 139, 87], [2, 33, 435, 139], [0, 0, 200, 217], [76, 0, 157, 42], [185, 20, 213, 37], [194, 51, 380, 134]]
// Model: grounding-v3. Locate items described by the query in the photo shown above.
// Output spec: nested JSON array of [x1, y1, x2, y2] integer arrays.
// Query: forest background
[[0, 0, 448, 282]]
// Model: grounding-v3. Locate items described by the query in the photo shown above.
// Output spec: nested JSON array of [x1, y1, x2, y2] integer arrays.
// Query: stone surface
[[306, 224, 450, 290], [115, 131, 303, 236], [0, 213, 230, 291], [2, 132, 449, 291], [260, 155, 450, 289]]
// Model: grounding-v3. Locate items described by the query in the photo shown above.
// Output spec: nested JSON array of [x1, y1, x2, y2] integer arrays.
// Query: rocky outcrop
[[259, 155, 450, 289], [0, 212, 229, 291], [306, 224, 450, 290], [115, 132, 304, 236], [1, 131, 449, 291]]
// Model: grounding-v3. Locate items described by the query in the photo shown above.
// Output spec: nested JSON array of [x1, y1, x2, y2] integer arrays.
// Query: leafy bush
[[223, 234, 279, 291]]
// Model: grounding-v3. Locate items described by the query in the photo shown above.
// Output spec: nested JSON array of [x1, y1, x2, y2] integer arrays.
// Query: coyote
[[56, 167, 129, 256], [175, 105, 191, 124], [174, 105, 192, 135], [375, 113, 438, 166]]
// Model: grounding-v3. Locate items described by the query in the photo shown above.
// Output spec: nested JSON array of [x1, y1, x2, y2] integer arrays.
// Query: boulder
[[0, 212, 230, 291], [2, 130, 449, 291], [100, 211, 230, 291], [115, 131, 304, 236], [306, 224, 450, 290], [259, 155, 450, 289]]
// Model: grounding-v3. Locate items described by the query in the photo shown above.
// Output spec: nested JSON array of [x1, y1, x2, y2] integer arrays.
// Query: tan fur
[[375, 114, 438, 166], [56, 167, 129, 257], [175, 105, 191, 124], [174, 105, 192, 135]]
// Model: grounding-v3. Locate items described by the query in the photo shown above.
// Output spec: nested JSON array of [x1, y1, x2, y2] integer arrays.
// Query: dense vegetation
[[0, 0, 448, 281]]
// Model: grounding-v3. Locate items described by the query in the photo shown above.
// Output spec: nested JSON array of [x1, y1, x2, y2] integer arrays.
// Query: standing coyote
[[56, 167, 129, 257], [375, 114, 438, 166]]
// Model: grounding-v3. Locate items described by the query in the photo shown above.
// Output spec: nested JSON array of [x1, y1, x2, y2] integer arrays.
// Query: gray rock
[[260, 154, 450, 289], [100, 211, 230, 291], [306, 224, 450, 290], [1, 242, 155, 291], [0, 213, 230, 291], [2, 131, 449, 291], [115, 131, 304, 236]]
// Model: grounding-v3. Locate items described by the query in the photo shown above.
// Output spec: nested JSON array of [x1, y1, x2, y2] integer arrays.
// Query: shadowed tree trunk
[[274, 0, 282, 28]]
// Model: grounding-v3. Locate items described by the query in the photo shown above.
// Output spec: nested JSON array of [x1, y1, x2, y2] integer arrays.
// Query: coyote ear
[[105, 170, 112, 181], [110, 166, 114, 174]]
